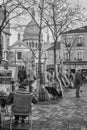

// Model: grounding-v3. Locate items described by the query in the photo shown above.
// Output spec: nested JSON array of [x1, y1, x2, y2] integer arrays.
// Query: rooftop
[[62, 26, 87, 34], [46, 42, 61, 51]]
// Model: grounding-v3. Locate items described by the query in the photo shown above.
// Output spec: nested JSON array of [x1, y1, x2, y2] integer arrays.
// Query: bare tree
[[0, 0, 27, 63], [18, 0, 47, 86], [43, 0, 84, 80], [62, 34, 78, 70]]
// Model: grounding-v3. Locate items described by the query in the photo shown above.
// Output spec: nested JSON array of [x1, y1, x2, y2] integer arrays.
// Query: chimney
[[18, 33, 21, 40]]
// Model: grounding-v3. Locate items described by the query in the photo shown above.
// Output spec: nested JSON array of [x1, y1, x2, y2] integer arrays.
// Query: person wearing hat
[[6, 79, 38, 124], [74, 66, 82, 97], [6, 80, 29, 124]]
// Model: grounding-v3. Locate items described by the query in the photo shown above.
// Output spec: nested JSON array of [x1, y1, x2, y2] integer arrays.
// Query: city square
[[0, 0, 87, 130]]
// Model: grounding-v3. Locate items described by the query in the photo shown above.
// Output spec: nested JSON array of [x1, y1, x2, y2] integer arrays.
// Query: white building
[[61, 25, 87, 73]]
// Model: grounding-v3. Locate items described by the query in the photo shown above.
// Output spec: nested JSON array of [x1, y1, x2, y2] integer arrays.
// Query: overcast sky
[[10, 0, 87, 45]]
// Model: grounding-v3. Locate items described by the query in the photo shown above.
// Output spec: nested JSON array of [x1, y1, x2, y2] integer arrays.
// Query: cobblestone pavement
[[4, 84, 87, 129]]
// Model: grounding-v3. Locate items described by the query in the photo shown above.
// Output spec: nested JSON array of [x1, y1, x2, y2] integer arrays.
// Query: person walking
[[74, 66, 82, 98]]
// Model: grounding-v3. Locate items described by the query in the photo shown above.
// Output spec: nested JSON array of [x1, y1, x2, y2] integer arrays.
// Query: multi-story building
[[61, 26, 87, 73]]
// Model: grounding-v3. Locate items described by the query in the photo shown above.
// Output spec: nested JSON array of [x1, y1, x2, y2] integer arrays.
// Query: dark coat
[[7, 87, 27, 104], [18, 69, 27, 81], [7, 87, 38, 105], [74, 71, 82, 87]]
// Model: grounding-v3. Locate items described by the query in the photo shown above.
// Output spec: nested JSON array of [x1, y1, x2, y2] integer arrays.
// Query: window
[[65, 38, 72, 47], [76, 37, 84, 46], [64, 52, 69, 61], [30, 42, 31, 48], [27, 42, 28, 46], [17, 52, 22, 60], [32, 42, 34, 48], [75, 51, 84, 60], [36, 42, 37, 48]]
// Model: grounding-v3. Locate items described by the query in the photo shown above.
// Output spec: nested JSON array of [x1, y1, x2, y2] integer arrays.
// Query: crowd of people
[[46, 66, 84, 98], [0, 65, 85, 124]]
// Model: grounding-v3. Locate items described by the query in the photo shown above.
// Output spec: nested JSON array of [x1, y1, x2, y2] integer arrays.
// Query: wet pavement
[[3, 84, 87, 129]]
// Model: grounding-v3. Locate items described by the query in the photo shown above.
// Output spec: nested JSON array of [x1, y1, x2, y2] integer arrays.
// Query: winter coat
[[74, 71, 82, 87]]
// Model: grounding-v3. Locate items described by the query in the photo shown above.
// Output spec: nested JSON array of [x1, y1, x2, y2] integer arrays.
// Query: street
[[31, 84, 87, 129], [3, 84, 87, 130]]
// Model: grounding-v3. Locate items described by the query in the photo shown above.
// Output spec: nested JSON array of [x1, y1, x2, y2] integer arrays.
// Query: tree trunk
[[68, 51, 71, 71], [54, 41, 57, 80], [38, 35, 42, 85], [0, 28, 2, 64], [0, 28, 1, 123]]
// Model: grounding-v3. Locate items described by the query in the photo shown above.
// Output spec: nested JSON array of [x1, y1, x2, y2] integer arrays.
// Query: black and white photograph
[[0, 0, 87, 129]]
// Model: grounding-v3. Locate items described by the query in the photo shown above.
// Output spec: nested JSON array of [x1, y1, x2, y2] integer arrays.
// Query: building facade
[[8, 34, 34, 76], [61, 26, 87, 73], [46, 42, 62, 72]]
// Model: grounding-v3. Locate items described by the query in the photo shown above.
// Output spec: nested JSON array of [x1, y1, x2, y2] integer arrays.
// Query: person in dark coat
[[18, 66, 27, 83], [6, 80, 38, 124], [74, 66, 82, 98], [6, 81, 28, 123]]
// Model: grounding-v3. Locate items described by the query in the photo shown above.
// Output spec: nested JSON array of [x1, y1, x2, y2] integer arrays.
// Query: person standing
[[18, 66, 27, 83], [74, 66, 82, 98], [27, 69, 35, 92]]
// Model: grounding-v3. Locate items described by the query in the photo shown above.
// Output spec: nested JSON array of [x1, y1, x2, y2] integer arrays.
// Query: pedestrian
[[18, 66, 27, 83], [74, 66, 82, 98], [47, 70, 54, 87], [11, 79, 15, 91], [27, 69, 36, 92]]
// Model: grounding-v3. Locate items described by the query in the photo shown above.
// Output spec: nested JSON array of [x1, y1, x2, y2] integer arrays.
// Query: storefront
[[63, 61, 87, 73]]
